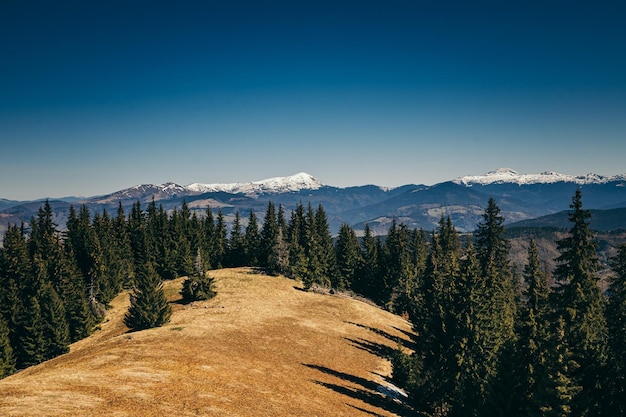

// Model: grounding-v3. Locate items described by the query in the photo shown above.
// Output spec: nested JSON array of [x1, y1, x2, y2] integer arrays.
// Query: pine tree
[[124, 261, 171, 331], [40, 283, 70, 359], [517, 238, 553, 417], [260, 202, 279, 271], [412, 217, 461, 414], [0, 316, 15, 378], [552, 190, 607, 416], [227, 211, 245, 267], [356, 223, 382, 302], [314, 204, 336, 283], [244, 209, 261, 267], [181, 250, 217, 303], [200, 206, 216, 270], [334, 223, 361, 290], [287, 203, 308, 281], [605, 243, 626, 415], [473, 198, 517, 393], [381, 220, 415, 312], [114, 202, 135, 288], [57, 245, 95, 342], [302, 204, 324, 289], [213, 209, 227, 269], [14, 295, 46, 368], [0, 224, 29, 351], [452, 241, 487, 416]]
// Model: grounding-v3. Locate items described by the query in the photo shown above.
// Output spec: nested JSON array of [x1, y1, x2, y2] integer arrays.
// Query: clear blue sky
[[1, 0, 625, 200]]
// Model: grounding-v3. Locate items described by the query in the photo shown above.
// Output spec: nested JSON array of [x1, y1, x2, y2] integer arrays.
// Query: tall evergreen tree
[[356, 223, 382, 302], [181, 250, 217, 303], [473, 198, 517, 389], [114, 202, 135, 288], [604, 243, 626, 415], [124, 260, 171, 331], [287, 203, 308, 281], [228, 211, 246, 267], [517, 238, 553, 417], [260, 202, 278, 269], [213, 209, 227, 269], [39, 283, 70, 359], [200, 206, 216, 270], [0, 316, 15, 378], [334, 223, 361, 290], [314, 204, 336, 283], [244, 209, 261, 267], [552, 190, 607, 416]]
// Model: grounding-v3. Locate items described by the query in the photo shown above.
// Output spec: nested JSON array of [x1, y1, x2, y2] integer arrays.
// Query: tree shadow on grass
[[304, 364, 414, 417], [346, 321, 417, 352], [345, 337, 397, 360]]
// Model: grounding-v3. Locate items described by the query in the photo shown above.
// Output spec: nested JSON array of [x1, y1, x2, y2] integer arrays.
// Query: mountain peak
[[187, 172, 324, 196], [454, 169, 624, 186]]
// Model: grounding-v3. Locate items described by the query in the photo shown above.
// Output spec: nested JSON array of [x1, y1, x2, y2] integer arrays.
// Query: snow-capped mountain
[[187, 172, 324, 195], [2, 168, 626, 237], [454, 167, 626, 186]]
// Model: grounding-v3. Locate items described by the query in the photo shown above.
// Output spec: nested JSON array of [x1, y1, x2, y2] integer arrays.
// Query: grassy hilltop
[[0, 268, 414, 417]]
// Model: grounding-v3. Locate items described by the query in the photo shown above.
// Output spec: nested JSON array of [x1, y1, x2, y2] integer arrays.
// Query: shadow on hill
[[304, 364, 414, 417], [346, 321, 417, 352], [345, 337, 396, 360]]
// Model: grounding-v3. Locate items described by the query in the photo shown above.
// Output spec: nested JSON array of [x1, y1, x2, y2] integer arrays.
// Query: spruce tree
[[0, 316, 15, 378], [605, 243, 626, 415], [124, 261, 171, 331], [314, 204, 336, 284], [260, 202, 279, 271], [552, 189, 607, 416], [334, 223, 361, 290], [200, 206, 216, 270], [181, 250, 216, 303], [244, 209, 261, 267], [473, 198, 516, 394], [14, 295, 46, 368], [227, 211, 245, 267], [40, 283, 70, 359], [517, 238, 553, 417], [114, 202, 135, 288], [357, 224, 382, 302], [213, 209, 227, 269], [287, 203, 308, 281]]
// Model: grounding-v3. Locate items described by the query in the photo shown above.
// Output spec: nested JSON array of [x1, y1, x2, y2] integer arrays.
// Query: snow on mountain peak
[[454, 168, 624, 186], [186, 173, 324, 196]]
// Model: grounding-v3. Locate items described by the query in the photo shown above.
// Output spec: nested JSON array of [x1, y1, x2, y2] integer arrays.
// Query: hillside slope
[[0, 268, 414, 416]]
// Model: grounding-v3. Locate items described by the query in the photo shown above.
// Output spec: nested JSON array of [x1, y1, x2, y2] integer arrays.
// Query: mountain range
[[2, 168, 626, 238]]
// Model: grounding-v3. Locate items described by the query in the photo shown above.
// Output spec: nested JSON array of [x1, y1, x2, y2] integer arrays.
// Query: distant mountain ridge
[[454, 167, 626, 186], [1, 169, 626, 237]]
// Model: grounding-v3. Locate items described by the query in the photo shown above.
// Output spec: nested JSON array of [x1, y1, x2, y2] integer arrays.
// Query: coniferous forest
[[1, 191, 625, 416]]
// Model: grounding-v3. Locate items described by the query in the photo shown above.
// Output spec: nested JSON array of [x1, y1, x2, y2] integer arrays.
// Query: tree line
[[0, 191, 624, 417], [390, 190, 626, 417]]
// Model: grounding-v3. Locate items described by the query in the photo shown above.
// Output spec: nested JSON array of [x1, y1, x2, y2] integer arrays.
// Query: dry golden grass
[[0, 268, 415, 416]]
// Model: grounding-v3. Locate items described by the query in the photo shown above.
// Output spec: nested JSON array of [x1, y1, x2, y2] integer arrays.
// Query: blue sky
[[1, 1, 625, 200]]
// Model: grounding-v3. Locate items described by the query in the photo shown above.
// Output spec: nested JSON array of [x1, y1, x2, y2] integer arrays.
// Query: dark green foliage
[[334, 223, 361, 290], [244, 209, 261, 267], [124, 261, 171, 331], [40, 283, 70, 359], [14, 295, 46, 368], [552, 190, 607, 416], [517, 239, 554, 416], [227, 211, 245, 267], [355, 223, 382, 302], [260, 202, 279, 272], [181, 251, 217, 303], [606, 243, 626, 415], [0, 316, 15, 378]]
